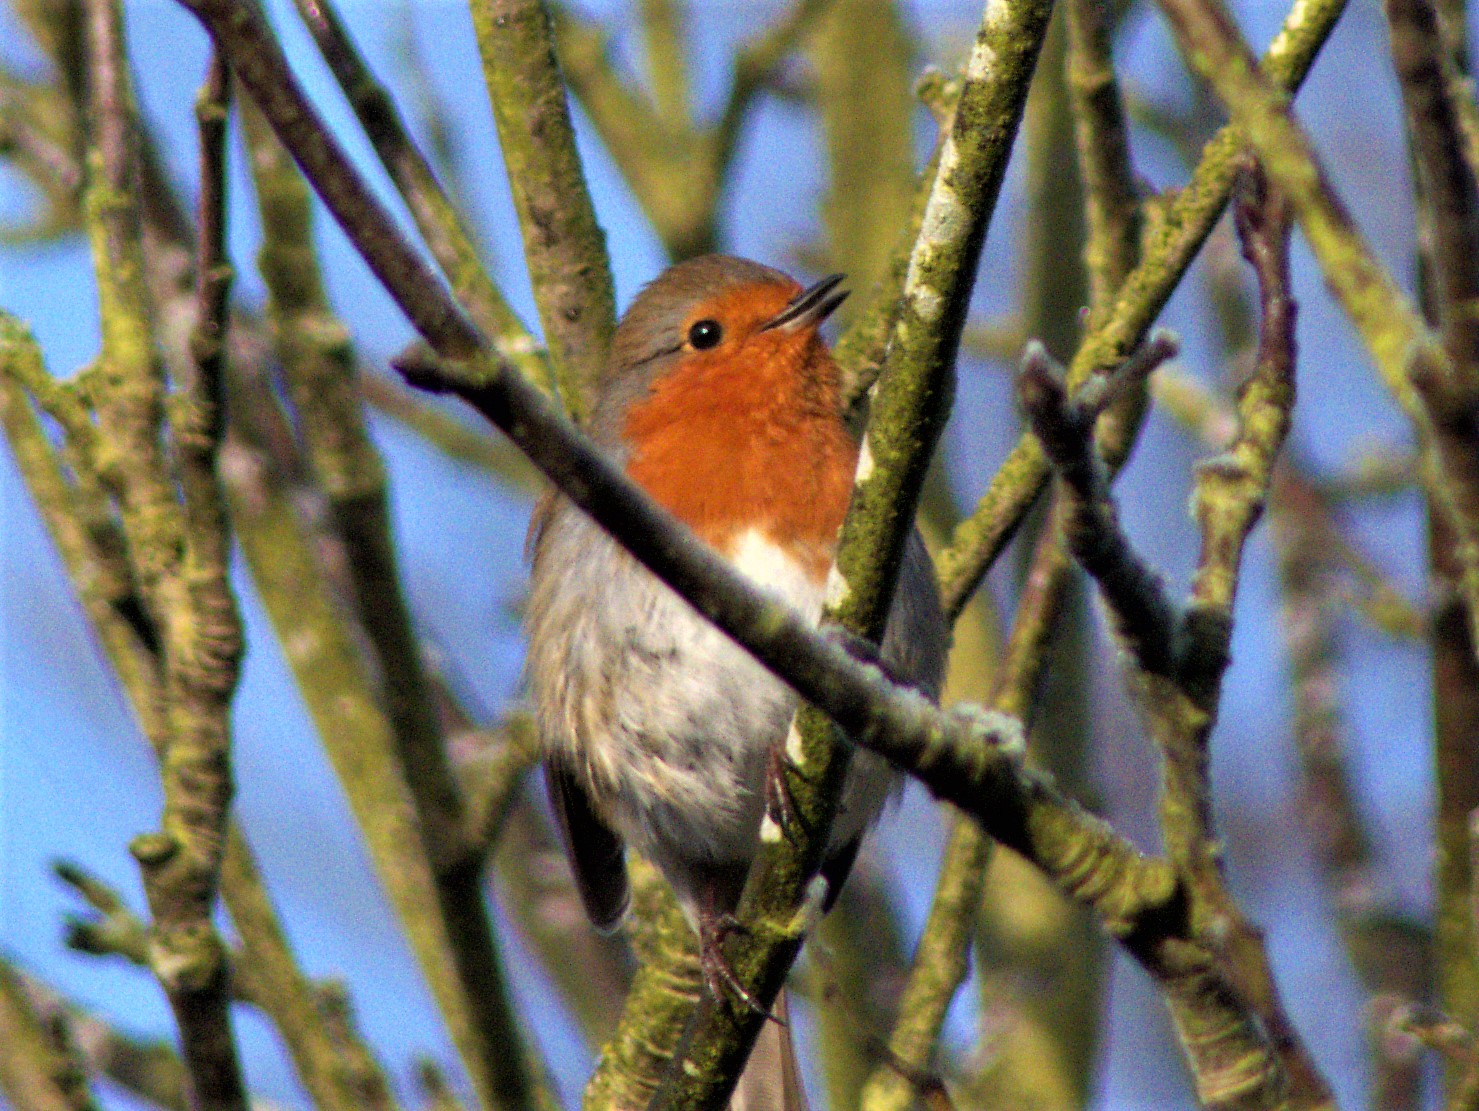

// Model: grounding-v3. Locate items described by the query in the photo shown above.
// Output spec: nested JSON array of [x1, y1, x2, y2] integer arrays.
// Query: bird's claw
[[764, 743, 801, 837], [700, 914, 783, 1022]]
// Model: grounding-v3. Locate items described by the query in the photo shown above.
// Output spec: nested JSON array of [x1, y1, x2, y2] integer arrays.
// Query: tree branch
[[470, 0, 616, 416]]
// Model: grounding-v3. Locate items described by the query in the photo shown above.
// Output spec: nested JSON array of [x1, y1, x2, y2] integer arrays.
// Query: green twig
[[1155, 0, 1479, 659], [81, 6, 248, 1106], [241, 88, 546, 1111], [14, 970, 189, 1111], [1384, 0, 1479, 1090], [170, 12, 1208, 1111], [0, 959, 95, 1111]]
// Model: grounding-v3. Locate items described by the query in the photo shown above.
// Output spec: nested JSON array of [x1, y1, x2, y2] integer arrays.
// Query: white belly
[[526, 510, 898, 896]]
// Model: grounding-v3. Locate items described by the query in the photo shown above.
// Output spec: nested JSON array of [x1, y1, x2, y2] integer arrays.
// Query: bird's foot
[[699, 912, 782, 1022]]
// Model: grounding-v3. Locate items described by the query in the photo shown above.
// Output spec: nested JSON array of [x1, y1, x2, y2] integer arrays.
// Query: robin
[[524, 255, 948, 1106]]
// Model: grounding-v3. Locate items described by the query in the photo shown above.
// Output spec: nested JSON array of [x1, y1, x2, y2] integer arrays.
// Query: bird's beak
[[759, 273, 849, 333]]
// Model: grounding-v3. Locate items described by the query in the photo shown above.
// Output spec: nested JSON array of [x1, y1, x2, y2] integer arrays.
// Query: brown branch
[[1016, 335, 1183, 678], [1024, 168, 1333, 1108], [1384, 0, 1479, 1087], [178, 0, 483, 359], [157, 11, 1333, 1109], [239, 84, 547, 1110], [81, 4, 248, 1106]]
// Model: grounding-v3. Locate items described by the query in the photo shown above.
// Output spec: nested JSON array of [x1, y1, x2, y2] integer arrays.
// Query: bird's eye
[[687, 319, 723, 350]]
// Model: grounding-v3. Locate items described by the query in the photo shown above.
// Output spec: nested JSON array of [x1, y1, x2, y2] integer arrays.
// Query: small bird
[[524, 255, 947, 1104]]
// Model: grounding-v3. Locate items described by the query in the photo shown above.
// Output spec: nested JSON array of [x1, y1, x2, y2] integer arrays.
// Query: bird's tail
[[729, 990, 809, 1111]]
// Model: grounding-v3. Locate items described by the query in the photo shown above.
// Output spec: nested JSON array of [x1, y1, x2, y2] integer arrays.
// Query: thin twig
[[1153, 0, 1479, 660], [1384, 0, 1479, 1085], [287, 0, 554, 395], [1017, 337, 1182, 677]]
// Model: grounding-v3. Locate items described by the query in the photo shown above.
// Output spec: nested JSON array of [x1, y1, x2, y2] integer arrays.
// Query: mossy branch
[[0, 959, 95, 1111], [1154, 0, 1479, 658], [1384, 0, 1479, 1088], [649, 2, 1056, 1102], [165, 4, 1326, 1108], [7, 964, 191, 1111]]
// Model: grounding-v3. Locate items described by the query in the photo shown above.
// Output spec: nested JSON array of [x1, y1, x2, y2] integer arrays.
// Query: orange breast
[[621, 337, 857, 581]]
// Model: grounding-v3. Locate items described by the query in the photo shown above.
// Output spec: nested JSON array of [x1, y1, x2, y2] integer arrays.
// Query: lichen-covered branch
[[1383, 0, 1479, 1090], [79, 6, 248, 1105], [165, 23, 539, 1110], [858, 812, 989, 1111], [218, 423, 542, 1111], [583, 861, 701, 1109], [1155, 0, 1479, 669], [1032, 169, 1333, 1109], [177, 0, 484, 360], [650, 1, 1057, 1101], [1017, 337, 1183, 677], [470, 0, 615, 415], [0, 310, 374, 1111], [11, 968, 190, 1111]]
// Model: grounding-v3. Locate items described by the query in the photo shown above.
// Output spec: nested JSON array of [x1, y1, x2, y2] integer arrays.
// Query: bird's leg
[[697, 894, 781, 1021], [764, 741, 801, 838]]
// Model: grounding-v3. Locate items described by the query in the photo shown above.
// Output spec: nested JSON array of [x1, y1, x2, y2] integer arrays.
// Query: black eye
[[688, 319, 723, 350]]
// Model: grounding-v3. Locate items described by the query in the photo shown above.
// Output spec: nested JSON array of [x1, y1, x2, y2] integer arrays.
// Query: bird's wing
[[544, 756, 630, 932]]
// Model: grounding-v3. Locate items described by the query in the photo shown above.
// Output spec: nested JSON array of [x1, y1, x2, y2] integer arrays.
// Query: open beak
[[759, 273, 849, 333]]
